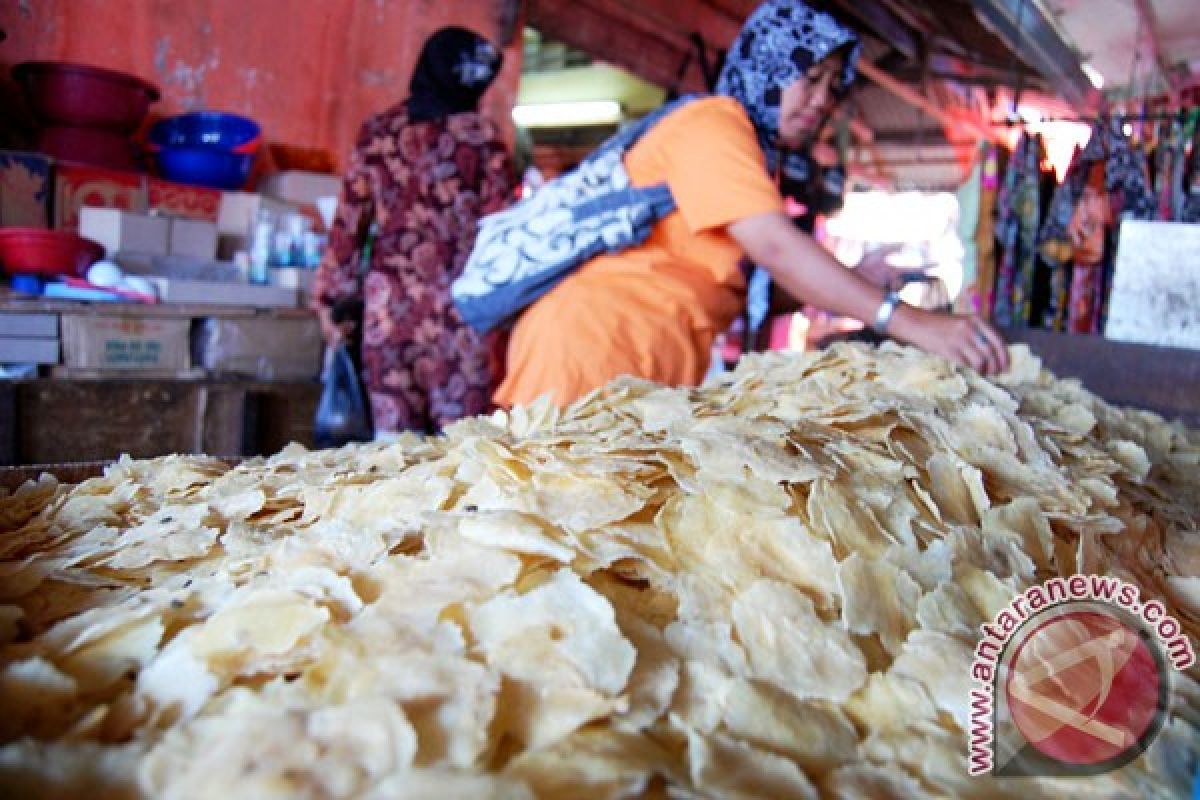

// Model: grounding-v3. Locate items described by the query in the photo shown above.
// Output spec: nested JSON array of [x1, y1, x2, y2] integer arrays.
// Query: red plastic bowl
[[35, 126, 141, 172], [0, 228, 105, 278], [13, 61, 161, 132]]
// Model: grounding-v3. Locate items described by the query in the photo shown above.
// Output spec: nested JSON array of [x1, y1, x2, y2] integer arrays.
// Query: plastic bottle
[[289, 216, 311, 267], [303, 231, 324, 268], [249, 209, 272, 285]]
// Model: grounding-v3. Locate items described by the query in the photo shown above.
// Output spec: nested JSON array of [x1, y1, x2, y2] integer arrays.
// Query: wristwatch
[[872, 290, 903, 335]]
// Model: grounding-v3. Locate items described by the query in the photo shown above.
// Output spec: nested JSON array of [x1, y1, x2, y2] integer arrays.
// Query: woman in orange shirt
[[495, 0, 1007, 408]]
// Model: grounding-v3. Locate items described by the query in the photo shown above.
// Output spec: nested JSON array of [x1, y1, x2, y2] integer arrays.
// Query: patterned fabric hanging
[[1182, 111, 1200, 224], [993, 133, 1043, 327], [1064, 162, 1112, 333], [955, 143, 984, 313], [1040, 145, 1086, 330], [976, 144, 1001, 319], [1154, 116, 1186, 221], [1038, 120, 1157, 332]]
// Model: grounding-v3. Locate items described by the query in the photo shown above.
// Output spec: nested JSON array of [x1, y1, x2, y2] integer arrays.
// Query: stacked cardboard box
[[80, 208, 218, 261], [54, 162, 147, 232], [147, 178, 221, 223], [59, 314, 191, 372], [0, 151, 52, 228], [192, 316, 322, 380], [0, 312, 59, 364]]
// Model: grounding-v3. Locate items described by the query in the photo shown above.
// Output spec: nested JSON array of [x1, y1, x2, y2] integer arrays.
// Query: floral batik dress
[[314, 104, 512, 434]]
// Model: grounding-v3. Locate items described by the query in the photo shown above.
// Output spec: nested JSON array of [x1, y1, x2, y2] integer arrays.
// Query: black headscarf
[[407, 27, 504, 122]]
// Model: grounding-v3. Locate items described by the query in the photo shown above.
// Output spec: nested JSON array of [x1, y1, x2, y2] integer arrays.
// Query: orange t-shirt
[[494, 97, 784, 407]]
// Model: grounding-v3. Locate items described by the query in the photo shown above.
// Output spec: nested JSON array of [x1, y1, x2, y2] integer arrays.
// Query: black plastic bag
[[314, 344, 372, 448]]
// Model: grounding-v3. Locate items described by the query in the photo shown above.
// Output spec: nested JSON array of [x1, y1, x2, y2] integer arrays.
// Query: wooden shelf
[[1, 377, 321, 467]]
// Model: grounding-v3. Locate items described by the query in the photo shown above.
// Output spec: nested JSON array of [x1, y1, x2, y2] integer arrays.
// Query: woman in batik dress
[[314, 26, 513, 434]]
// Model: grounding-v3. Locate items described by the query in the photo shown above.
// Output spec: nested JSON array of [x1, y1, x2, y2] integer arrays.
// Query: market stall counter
[[0, 296, 322, 467]]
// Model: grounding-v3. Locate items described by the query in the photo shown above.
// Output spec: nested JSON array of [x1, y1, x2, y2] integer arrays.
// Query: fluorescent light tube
[[512, 100, 623, 128]]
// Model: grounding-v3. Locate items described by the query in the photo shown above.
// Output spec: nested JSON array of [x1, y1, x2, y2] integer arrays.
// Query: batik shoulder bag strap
[[452, 95, 701, 334]]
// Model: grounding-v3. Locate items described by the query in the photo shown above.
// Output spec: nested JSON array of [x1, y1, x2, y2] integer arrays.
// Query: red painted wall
[[0, 0, 521, 170]]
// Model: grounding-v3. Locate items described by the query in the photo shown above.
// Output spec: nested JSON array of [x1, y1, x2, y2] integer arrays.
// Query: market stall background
[[0, 0, 1198, 470], [4, 1, 1199, 180], [0, 0, 524, 167], [0, 3, 1198, 796]]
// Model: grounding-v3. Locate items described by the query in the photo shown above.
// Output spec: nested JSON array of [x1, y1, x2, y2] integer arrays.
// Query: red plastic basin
[[35, 126, 141, 172], [13, 61, 161, 133], [0, 228, 105, 278]]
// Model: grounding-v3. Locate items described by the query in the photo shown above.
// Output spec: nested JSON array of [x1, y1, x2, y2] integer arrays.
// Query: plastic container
[[153, 147, 255, 190], [0, 228, 105, 278], [9, 275, 45, 295], [148, 112, 262, 190], [148, 111, 260, 152], [14, 61, 160, 132], [249, 210, 272, 285], [34, 125, 141, 171]]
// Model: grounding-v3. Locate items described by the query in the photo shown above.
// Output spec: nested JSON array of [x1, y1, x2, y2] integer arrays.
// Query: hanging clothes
[[976, 143, 1002, 319], [1030, 144, 1060, 325], [1064, 162, 1112, 333], [1182, 112, 1200, 224], [955, 143, 983, 314], [993, 133, 1044, 327], [1154, 114, 1187, 221], [1040, 144, 1086, 330], [1038, 119, 1157, 333]]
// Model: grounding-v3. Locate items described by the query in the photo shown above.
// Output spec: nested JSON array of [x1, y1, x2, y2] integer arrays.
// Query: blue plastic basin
[[148, 111, 260, 189], [149, 111, 260, 151], [154, 146, 256, 190]]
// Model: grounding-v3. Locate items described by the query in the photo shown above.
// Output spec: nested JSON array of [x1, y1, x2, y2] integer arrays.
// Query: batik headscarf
[[715, 0, 860, 174], [407, 27, 503, 122]]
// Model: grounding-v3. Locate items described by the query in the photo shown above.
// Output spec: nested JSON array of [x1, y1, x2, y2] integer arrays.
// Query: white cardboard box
[[217, 191, 294, 237], [0, 312, 58, 338], [267, 267, 314, 291], [147, 277, 300, 308], [193, 316, 322, 380], [1106, 220, 1200, 350], [259, 171, 340, 207], [0, 336, 59, 364], [168, 217, 218, 260], [79, 207, 170, 257], [60, 315, 190, 371]]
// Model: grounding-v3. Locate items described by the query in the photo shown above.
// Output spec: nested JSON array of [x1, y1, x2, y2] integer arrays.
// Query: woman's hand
[[889, 306, 1009, 376], [317, 306, 350, 348], [854, 244, 903, 289], [728, 212, 1010, 376]]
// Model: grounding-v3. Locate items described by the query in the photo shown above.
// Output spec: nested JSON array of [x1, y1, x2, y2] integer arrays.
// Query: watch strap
[[872, 290, 902, 334]]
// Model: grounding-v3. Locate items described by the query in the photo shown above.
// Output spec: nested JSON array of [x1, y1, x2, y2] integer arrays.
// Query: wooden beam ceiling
[[857, 59, 1007, 143], [826, 0, 921, 61], [526, 0, 702, 91], [1132, 0, 1184, 102], [525, 0, 1088, 145], [968, 0, 1097, 109], [874, 0, 938, 38]]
